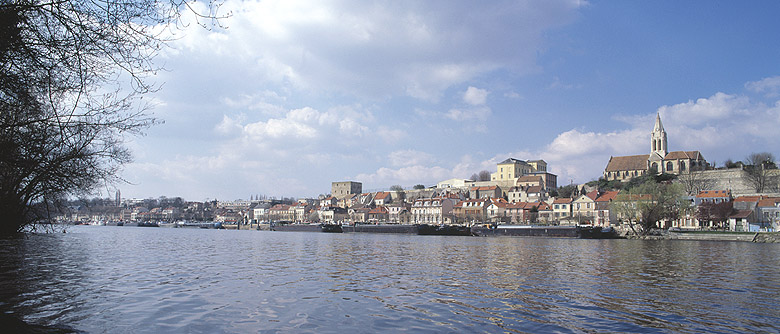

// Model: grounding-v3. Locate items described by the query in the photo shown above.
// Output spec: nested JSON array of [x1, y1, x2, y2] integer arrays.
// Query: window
[[667, 161, 673, 171], [680, 161, 686, 171]]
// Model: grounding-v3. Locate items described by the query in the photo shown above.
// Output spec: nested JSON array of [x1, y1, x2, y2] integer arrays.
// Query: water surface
[[1, 226, 778, 333]]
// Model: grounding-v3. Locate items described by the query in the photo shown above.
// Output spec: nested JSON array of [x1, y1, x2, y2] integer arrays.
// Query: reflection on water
[[1, 226, 779, 333]]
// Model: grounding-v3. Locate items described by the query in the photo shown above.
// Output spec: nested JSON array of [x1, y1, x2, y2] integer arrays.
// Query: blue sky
[[120, 0, 780, 200]]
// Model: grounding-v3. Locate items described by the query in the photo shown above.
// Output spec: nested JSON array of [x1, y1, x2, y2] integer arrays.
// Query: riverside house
[[411, 197, 457, 225]]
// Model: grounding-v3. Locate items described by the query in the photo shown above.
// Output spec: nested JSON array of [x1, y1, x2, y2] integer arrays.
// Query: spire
[[650, 112, 667, 156], [653, 112, 664, 132]]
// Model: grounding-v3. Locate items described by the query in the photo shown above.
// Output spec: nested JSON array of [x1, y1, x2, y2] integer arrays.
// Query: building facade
[[332, 181, 363, 199], [604, 113, 707, 182]]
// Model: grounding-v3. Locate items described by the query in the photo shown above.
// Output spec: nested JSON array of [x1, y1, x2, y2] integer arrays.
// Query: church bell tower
[[651, 113, 667, 157]]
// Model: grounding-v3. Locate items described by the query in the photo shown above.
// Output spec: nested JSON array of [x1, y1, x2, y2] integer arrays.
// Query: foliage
[[620, 171, 677, 192], [389, 185, 404, 192], [587, 178, 623, 191], [610, 179, 687, 235], [478, 170, 492, 181], [695, 200, 733, 230], [724, 159, 743, 169], [556, 184, 578, 198], [0, 1, 224, 234], [413, 184, 426, 190]]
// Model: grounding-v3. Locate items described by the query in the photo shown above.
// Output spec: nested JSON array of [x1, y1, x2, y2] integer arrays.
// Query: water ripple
[[2, 227, 780, 333]]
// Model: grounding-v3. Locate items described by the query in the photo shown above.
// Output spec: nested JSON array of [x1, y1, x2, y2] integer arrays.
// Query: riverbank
[[625, 230, 780, 243]]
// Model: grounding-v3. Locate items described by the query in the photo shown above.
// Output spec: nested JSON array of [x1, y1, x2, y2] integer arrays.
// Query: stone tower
[[650, 113, 667, 157]]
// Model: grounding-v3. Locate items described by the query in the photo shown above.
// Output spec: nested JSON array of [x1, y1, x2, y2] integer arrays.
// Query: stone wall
[[690, 169, 780, 197]]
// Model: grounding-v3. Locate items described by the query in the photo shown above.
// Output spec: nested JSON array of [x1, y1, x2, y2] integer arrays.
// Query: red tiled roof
[[369, 206, 388, 214], [729, 210, 752, 219], [665, 151, 704, 160], [616, 193, 653, 201], [757, 198, 780, 207], [553, 198, 573, 204], [517, 175, 542, 183], [595, 191, 620, 202], [697, 190, 731, 198], [471, 186, 499, 191], [734, 196, 767, 202], [536, 202, 552, 211], [526, 185, 543, 193], [374, 192, 390, 199], [586, 190, 600, 201], [457, 198, 488, 206], [605, 154, 649, 172]]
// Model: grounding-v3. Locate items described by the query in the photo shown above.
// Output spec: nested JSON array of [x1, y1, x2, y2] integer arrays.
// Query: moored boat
[[417, 224, 473, 236], [577, 226, 620, 239], [471, 225, 579, 237], [158, 222, 178, 228], [321, 224, 343, 233]]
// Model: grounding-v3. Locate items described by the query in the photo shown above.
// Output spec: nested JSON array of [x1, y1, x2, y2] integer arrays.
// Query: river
[[1, 226, 779, 333]]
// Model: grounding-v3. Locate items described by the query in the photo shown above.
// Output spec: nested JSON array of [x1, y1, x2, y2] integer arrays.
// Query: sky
[[118, 0, 780, 201]]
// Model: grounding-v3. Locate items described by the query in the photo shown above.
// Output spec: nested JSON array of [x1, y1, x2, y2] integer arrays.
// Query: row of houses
[[674, 191, 780, 232]]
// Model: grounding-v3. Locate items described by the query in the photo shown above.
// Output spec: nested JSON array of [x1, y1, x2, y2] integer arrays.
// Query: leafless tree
[[478, 170, 492, 181], [676, 167, 715, 196], [0, 1, 226, 234], [744, 152, 779, 193]]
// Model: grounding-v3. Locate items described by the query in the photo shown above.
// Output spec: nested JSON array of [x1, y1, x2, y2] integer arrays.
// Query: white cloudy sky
[[119, 0, 780, 200]]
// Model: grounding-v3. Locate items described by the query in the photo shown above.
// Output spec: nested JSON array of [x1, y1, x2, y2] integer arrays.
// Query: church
[[603, 113, 707, 182]]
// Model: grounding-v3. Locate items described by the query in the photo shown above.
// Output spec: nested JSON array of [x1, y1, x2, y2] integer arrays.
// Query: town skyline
[[118, 1, 780, 200]]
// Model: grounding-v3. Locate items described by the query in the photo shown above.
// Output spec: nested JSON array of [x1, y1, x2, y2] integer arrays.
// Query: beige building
[[552, 198, 573, 223], [490, 158, 558, 192], [604, 113, 707, 181], [412, 197, 458, 225], [437, 178, 473, 189], [332, 181, 363, 199]]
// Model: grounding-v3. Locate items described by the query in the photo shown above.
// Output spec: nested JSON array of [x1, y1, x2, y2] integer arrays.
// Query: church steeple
[[651, 112, 667, 157]]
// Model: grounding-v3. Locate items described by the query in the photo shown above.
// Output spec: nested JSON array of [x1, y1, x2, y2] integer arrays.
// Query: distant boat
[[417, 224, 473, 236], [321, 224, 343, 233], [577, 226, 620, 239]]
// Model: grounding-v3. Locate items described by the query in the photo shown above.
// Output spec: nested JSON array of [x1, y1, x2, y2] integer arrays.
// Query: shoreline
[[625, 231, 780, 243]]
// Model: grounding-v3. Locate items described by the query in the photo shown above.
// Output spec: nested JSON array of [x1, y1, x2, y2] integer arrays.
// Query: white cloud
[[658, 92, 750, 126], [504, 91, 523, 99], [376, 126, 406, 143], [463, 86, 489, 105], [539, 90, 780, 183], [355, 165, 455, 187], [163, 0, 582, 101], [518, 128, 647, 182], [745, 76, 780, 97], [446, 106, 492, 121], [388, 150, 435, 167], [547, 76, 577, 90], [215, 114, 244, 136]]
